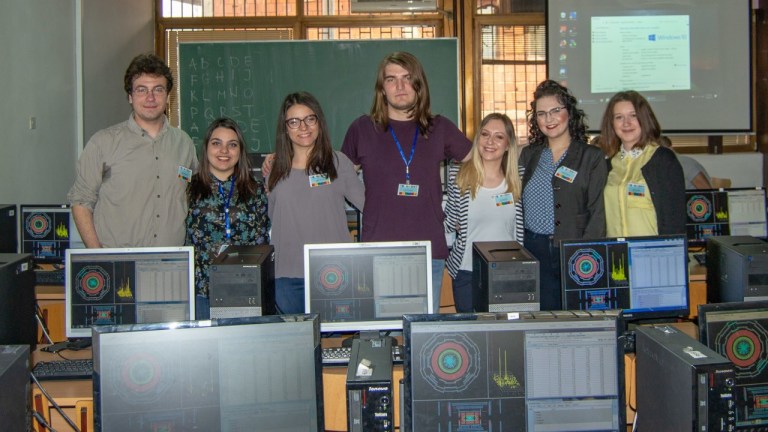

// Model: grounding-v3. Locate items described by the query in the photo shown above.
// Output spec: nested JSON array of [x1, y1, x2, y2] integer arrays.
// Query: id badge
[[397, 183, 419, 197], [178, 166, 193, 182], [493, 192, 514, 206], [554, 166, 577, 183], [309, 173, 331, 187], [627, 183, 646, 197]]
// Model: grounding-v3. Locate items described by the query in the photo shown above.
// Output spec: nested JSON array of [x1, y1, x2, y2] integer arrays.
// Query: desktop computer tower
[[0, 254, 36, 349], [706, 235, 768, 303], [0, 204, 17, 253], [635, 325, 735, 432], [472, 241, 540, 312], [209, 244, 275, 318], [0, 345, 30, 431], [346, 337, 394, 432]]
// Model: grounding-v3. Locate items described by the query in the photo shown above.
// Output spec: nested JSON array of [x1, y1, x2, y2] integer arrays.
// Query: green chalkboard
[[178, 39, 459, 153]]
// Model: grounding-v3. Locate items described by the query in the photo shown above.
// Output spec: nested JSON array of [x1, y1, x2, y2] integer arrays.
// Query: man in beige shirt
[[68, 53, 198, 248]]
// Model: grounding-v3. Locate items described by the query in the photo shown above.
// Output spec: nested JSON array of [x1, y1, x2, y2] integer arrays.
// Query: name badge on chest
[[397, 183, 419, 197], [309, 173, 331, 187], [493, 192, 514, 206], [627, 182, 646, 197], [554, 166, 577, 183]]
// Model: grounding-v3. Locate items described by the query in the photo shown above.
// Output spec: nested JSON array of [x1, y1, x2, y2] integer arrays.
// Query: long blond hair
[[456, 113, 521, 200]]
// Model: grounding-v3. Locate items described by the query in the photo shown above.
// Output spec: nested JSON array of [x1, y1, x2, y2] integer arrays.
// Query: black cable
[[29, 372, 81, 432]]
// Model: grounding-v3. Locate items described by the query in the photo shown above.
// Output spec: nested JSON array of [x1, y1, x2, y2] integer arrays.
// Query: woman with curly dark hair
[[519, 80, 607, 311]]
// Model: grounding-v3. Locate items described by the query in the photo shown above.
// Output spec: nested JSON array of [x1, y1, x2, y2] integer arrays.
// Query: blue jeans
[[195, 295, 210, 320], [432, 259, 445, 313], [275, 277, 305, 314], [524, 230, 562, 311], [451, 270, 474, 313]]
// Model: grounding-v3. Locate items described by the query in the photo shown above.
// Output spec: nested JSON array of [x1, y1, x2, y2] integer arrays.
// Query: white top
[[461, 180, 518, 271]]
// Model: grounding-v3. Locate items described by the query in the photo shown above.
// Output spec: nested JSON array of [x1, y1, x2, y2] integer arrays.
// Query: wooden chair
[[75, 399, 93, 432], [710, 177, 732, 189]]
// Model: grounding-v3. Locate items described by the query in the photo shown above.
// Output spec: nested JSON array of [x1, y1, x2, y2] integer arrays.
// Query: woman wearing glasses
[[519, 80, 607, 311], [598, 91, 685, 237], [267, 91, 365, 314]]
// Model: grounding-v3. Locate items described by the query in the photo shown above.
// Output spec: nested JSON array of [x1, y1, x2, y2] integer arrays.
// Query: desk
[[688, 254, 707, 319]]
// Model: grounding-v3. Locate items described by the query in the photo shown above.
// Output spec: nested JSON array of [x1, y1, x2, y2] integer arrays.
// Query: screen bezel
[[559, 234, 690, 321], [401, 312, 626, 432], [303, 240, 434, 333], [92, 314, 324, 431], [685, 187, 768, 248], [697, 300, 768, 344], [19, 204, 85, 263], [65, 246, 196, 338]]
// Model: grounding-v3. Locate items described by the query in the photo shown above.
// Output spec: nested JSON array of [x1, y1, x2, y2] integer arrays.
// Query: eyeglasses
[[132, 86, 167, 97], [285, 114, 318, 130], [535, 106, 566, 120]]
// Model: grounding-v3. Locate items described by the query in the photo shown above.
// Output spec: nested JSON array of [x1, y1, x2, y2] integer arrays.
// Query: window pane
[[480, 25, 546, 145], [162, 0, 296, 17], [307, 26, 436, 40], [477, 0, 544, 15]]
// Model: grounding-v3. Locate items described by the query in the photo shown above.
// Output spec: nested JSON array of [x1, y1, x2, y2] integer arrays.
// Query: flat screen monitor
[[20, 204, 85, 263], [560, 234, 689, 320], [65, 247, 195, 339], [402, 312, 625, 432], [686, 188, 768, 247], [92, 314, 324, 431], [698, 301, 768, 429], [546, 0, 752, 134], [304, 241, 433, 333]]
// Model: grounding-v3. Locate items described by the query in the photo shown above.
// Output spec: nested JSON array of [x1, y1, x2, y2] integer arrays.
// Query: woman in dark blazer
[[520, 80, 607, 311]]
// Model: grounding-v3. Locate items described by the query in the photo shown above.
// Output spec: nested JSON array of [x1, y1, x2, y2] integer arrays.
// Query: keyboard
[[32, 359, 93, 381], [693, 252, 706, 266], [34, 268, 65, 286], [322, 345, 404, 365]]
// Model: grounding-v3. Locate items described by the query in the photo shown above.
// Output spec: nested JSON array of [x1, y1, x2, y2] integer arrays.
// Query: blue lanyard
[[217, 176, 236, 241], [389, 126, 419, 184]]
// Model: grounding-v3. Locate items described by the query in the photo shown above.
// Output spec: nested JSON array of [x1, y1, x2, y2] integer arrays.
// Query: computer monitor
[[402, 312, 625, 432], [65, 247, 195, 339], [560, 234, 689, 321], [92, 314, 324, 431], [686, 188, 768, 247], [698, 300, 768, 429], [20, 204, 85, 263], [304, 241, 433, 333]]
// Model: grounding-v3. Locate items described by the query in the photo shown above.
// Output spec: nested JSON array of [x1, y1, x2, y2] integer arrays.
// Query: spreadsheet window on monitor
[[561, 235, 689, 319], [404, 317, 623, 431], [686, 188, 768, 246], [304, 241, 433, 332], [65, 247, 195, 338]]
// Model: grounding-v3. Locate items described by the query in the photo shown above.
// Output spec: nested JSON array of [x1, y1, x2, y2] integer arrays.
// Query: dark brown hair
[[598, 90, 661, 158], [526, 80, 588, 146], [123, 53, 174, 96]]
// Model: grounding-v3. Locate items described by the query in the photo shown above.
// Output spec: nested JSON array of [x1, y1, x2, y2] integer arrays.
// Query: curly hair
[[123, 53, 174, 96], [526, 80, 589, 146]]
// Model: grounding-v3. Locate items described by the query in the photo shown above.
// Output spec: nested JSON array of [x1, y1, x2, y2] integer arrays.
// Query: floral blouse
[[185, 173, 270, 297]]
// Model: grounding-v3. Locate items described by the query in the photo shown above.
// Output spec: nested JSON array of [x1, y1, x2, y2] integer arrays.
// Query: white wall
[[687, 153, 765, 188], [0, 0, 153, 206], [0, 0, 78, 205]]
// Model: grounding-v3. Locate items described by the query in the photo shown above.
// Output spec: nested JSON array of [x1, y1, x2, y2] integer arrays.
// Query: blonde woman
[[444, 113, 524, 312]]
